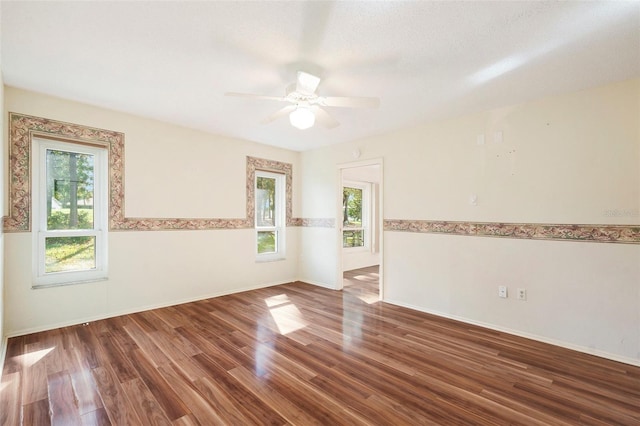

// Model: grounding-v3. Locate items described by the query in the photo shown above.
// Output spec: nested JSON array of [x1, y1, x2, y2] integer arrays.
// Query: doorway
[[337, 159, 383, 300]]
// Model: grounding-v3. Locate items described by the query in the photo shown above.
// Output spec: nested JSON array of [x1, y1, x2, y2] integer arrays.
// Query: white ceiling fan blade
[[319, 96, 380, 108], [261, 105, 296, 124], [296, 71, 321, 95], [312, 107, 340, 129], [225, 92, 285, 102]]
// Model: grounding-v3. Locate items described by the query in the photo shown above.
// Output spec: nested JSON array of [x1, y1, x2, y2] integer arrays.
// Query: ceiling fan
[[225, 71, 380, 130]]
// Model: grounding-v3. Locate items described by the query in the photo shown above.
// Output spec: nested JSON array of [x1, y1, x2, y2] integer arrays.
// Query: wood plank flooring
[[2, 277, 639, 425], [343, 266, 379, 303]]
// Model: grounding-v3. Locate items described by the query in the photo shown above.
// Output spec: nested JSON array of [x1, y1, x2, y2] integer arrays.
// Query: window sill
[[256, 256, 286, 263], [343, 246, 370, 253], [32, 276, 108, 290]]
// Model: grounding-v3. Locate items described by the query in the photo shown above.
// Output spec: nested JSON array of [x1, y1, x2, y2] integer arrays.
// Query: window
[[255, 170, 285, 260], [32, 138, 108, 287], [343, 182, 370, 249]]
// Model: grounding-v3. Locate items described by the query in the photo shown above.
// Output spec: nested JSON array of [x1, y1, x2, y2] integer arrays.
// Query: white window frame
[[32, 138, 109, 288], [342, 181, 371, 252], [255, 170, 286, 261]]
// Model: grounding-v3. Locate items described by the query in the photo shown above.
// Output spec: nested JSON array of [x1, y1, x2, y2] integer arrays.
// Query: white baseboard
[[385, 298, 640, 368], [298, 278, 339, 290], [0, 336, 7, 376], [8, 279, 635, 368], [6, 279, 296, 338]]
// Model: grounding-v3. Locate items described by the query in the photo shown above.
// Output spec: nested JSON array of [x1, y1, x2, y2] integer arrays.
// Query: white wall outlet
[[494, 131, 503, 144], [476, 134, 485, 145], [517, 288, 527, 301], [498, 286, 508, 298]]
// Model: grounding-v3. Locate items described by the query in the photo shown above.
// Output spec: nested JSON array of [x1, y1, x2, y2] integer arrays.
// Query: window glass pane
[[256, 176, 276, 227], [46, 149, 94, 230], [343, 187, 363, 228], [45, 236, 96, 273], [257, 231, 276, 254], [343, 230, 365, 248]]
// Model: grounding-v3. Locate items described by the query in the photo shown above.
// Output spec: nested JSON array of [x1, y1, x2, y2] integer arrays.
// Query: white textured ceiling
[[1, 1, 639, 151]]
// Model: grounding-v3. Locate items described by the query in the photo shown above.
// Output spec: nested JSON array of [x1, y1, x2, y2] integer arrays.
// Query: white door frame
[[336, 158, 384, 300]]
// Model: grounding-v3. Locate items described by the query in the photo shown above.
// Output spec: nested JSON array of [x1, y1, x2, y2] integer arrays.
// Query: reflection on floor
[[3, 274, 640, 424], [343, 265, 379, 304]]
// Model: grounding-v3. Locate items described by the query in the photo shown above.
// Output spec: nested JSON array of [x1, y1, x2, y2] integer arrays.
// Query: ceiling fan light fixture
[[289, 106, 315, 130]]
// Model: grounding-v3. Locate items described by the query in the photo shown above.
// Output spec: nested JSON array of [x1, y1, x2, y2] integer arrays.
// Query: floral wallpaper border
[[115, 156, 294, 231], [384, 219, 640, 244], [6, 113, 636, 241], [5, 113, 125, 232], [3, 113, 311, 232]]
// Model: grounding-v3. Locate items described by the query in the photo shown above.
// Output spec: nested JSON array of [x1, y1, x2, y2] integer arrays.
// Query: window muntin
[[33, 139, 108, 287], [256, 171, 285, 259], [343, 183, 370, 249]]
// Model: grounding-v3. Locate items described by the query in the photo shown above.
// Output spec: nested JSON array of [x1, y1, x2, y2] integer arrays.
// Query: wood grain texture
[[2, 267, 639, 425]]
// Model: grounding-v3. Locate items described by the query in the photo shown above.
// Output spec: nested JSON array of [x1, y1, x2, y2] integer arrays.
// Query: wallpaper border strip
[[3, 112, 310, 232], [6, 113, 635, 240], [384, 219, 640, 244], [5, 112, 125, 232]]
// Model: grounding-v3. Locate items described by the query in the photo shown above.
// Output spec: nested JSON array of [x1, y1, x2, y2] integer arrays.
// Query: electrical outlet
[[498, 286, 508, 298], [517, 288, 527, 301]]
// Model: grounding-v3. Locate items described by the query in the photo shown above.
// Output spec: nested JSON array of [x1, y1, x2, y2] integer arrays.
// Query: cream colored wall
[[298, 150, 340, 288], [3, 79, 639, 364], [3, 87, 301, 335], [0, 72, 5, 355], [300, 78, 640, 363]]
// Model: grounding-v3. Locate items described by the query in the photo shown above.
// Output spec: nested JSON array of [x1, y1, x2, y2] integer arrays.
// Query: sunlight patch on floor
[[355, 292, 380, 304], [265, 294, 308, 335], [16, 347, 54, 368], [269, 304, 308, 335], [0, 377, 13, 393], [264, 293, 290, 307], [353, 274, 377, 281]]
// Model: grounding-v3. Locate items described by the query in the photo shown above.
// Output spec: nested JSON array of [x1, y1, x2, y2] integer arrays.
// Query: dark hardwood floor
[[2, 278, 639, 425], [343, 265, 379, 303]]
